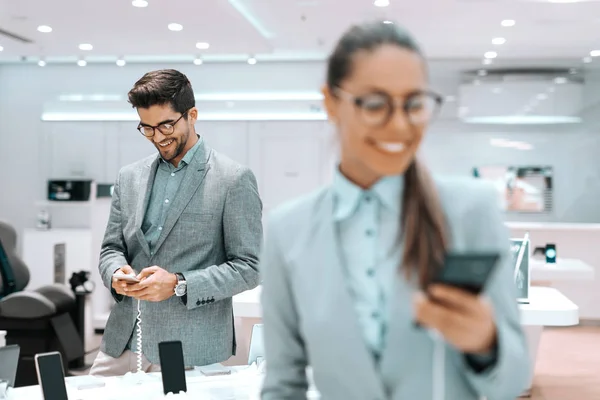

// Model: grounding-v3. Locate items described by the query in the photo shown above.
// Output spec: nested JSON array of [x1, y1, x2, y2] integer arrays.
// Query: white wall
[[2, 60, 600, 244]]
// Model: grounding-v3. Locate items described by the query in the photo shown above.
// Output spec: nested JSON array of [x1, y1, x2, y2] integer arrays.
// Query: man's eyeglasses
[[334, 88, 443, 127], [137, 112, 187, 137]]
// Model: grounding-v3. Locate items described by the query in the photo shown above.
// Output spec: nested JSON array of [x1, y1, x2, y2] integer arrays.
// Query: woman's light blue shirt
[[332, 169, 404, 359]]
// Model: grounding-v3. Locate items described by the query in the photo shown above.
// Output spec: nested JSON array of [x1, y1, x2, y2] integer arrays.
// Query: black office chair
[[0, 221, 83, 387]]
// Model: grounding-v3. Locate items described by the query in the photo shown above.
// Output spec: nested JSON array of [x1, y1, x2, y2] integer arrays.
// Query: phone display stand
[[121, 299, 154, 385], [511, 232, 531, 304], [165, 391, 189, 398]]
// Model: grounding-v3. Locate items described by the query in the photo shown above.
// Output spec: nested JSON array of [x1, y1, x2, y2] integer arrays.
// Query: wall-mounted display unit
[[472, 165, 553, 213]]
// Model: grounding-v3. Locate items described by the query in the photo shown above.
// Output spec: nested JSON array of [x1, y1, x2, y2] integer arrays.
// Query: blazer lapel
[[134, 156, 159, 257], [151, 142, 211, 255], [310, 192, 387, 399]]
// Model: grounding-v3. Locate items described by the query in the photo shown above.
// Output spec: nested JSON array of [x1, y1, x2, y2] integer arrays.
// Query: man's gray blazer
[[98, 139, 262, 366]]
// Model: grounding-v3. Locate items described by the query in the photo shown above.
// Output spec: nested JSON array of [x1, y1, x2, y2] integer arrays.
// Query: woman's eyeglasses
[[334, 88, 443, 127]]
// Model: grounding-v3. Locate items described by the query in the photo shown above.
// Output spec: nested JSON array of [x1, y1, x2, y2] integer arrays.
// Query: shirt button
[[371, 311, 380, 319], [364, 195, 371, 202], [367, 269, 375, 277], [158, 226, 163, 231], [366, 229, 374, 237], [165, 199, 170, 204], [171, 173, 175, 177]]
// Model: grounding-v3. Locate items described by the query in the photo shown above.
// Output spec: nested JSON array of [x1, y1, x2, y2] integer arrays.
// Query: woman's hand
[[414, 284, 497, 354]]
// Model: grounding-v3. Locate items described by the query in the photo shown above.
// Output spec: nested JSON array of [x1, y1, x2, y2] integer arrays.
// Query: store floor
[[529, 326, 600, 400], [79, 326, 600, 399]]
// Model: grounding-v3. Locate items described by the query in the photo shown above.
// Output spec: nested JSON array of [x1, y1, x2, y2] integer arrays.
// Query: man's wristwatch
[[174, 273, 187, 297]]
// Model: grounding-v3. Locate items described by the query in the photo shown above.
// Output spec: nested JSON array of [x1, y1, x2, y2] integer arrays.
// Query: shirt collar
[[332, 167, 404, 221], [159, 135, 202, 167]]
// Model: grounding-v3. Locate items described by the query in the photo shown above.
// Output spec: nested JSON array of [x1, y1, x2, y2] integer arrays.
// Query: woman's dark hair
[[326, 21, 449, 289], [128, 69, 195, 117]]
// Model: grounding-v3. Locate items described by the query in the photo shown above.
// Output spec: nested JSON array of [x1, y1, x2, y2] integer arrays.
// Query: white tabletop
[[519, 286, 578, 326], [235, 286, 580, 327], [233, 287, 262, 318], [530, 258, 595, 281], [8, 366, 264, 400]]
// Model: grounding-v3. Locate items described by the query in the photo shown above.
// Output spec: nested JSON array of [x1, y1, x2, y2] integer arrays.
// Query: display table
[[11, 287, 574, 399], [520, 286, 579, 396], [8, 366, 260, 400], [233, 286, 579, 395], [8, 366, 323, 400], [530, 258, 595, 282]]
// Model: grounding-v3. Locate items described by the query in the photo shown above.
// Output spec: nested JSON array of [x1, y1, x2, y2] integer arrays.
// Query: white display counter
[[531, 258, 595, 281], [9, 286, 577, 400], [8, 366, 272, 400], [233, 285, 579, 394]]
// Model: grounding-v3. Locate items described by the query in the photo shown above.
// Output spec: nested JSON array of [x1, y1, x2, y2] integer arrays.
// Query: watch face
[[175, 282, 187, 296]]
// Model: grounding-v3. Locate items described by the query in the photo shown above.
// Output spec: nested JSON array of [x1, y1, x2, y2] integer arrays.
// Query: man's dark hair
[[128, 69, 195, 117]]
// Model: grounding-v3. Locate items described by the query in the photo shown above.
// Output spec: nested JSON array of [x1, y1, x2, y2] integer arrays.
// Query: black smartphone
[[545, 244, 556, 264], [431, 252, 501, 295], [34, 351, 68, 400], [158, 340, 187, 395]]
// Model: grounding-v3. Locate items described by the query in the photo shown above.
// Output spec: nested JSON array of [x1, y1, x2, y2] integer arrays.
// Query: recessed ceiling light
[[79, 43, 93, 51], [590, 50, 600, 57], [77, 59, 87, 67], [37, 25, 52, 33], [0, 46, 3, 52], [116, 59, 126, 67], [247, 56, 257, 65], [196, 42, 210, 50], [484, 51, 498, 59], [383, 20, 393, 24], [483, 59, 493, 65], [492, 37, 506, 45], [583, 56, 592, 63], [374, 0, 390, 7], [168, 23, 183, 31], [38, 60, 46, 67], [554, 76, 567, 84], [501, 19, 515, 27], [132, 0, 148, 7], [193, 57, 203, 65]]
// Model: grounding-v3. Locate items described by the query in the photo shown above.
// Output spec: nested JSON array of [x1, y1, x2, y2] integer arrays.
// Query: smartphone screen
[[35, 352, 68, 400], [432, 252, 500, 295], [545, 244, 556, 264], [158, 341, 187, 395]]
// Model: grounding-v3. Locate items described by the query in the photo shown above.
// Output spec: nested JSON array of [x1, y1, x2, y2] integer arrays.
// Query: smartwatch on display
[[174, 273, 187, 297]]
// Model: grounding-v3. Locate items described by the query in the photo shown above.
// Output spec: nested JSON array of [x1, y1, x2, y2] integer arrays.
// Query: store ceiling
[[0, 0, 599, 65]]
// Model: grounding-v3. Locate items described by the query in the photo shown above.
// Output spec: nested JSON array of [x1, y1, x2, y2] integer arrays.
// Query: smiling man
[[90, 69, 263, 376]]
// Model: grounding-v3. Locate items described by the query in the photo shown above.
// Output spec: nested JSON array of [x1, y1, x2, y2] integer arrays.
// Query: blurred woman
[[260, 21, 530, 400]]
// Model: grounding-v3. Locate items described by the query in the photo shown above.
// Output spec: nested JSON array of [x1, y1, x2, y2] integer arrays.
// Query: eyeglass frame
[[137, 110, 189, 137], [332, 87, 443, 127]]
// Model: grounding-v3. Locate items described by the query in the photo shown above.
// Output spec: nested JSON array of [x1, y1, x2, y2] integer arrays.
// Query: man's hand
[[414, 284, 497, 354], [127, 266, 177, 302], [112, 265, 136, 297]]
